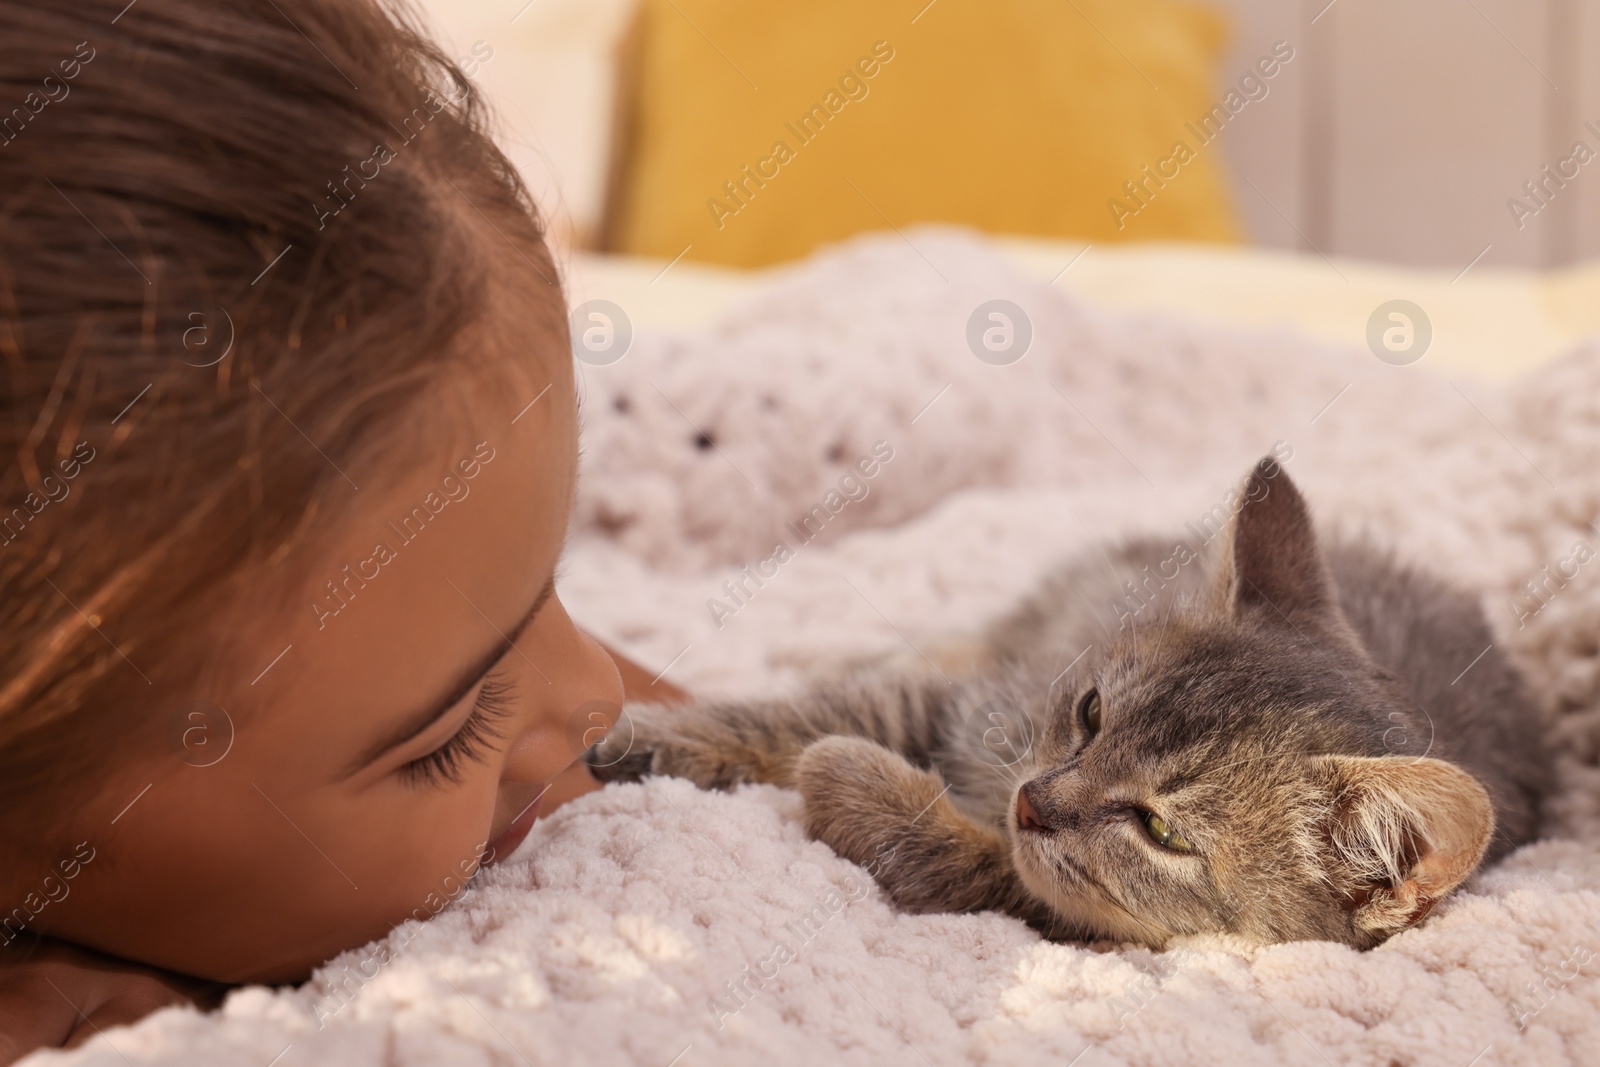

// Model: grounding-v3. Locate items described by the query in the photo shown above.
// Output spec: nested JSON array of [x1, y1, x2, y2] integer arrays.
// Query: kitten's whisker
[[1040, 858, 1166, 945], [1069, 582, 1114, 642], [996, 763, 1030, 793], [1056, 528, 1129, 644], [1147, 609, 1173, 665]]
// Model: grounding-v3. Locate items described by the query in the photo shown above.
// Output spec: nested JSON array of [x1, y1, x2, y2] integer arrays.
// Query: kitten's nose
[[1016, 785, 1049, 832]]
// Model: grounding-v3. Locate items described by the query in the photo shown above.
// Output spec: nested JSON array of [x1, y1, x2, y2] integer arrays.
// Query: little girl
[[0, 0, 673, 1058]]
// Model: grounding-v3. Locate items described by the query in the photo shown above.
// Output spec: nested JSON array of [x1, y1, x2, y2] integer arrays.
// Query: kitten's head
[[1009, 458, 1495, 949]]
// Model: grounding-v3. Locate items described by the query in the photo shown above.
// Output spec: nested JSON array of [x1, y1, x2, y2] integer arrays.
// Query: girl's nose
[[499, 597, 625, 783], [560, 628, 627, 758]]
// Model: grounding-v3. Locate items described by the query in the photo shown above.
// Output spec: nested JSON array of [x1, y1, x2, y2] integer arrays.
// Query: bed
[[40, 225, 1600, 1067], [34, 1, 1600, 1063]]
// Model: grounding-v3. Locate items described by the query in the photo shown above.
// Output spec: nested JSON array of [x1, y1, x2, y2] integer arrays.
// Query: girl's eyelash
[[398, 673, 517, 788]]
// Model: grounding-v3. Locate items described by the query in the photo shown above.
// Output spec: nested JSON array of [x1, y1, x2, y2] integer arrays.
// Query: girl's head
[[0, 0, 620, 982]]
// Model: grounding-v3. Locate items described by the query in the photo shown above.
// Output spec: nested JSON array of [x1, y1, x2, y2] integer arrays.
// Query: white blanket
[[44, 230, 1600, 1067]]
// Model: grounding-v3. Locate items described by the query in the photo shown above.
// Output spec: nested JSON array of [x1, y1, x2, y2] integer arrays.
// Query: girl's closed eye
[[400, 674, 517, 788]]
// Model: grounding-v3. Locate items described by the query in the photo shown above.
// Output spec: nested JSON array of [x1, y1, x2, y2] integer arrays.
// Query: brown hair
[[0, 0, 562, 842]]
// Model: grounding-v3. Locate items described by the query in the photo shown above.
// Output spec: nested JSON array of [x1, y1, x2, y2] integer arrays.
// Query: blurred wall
[[1220, 0, 1600, 269], [419, 0, 1600, 269]]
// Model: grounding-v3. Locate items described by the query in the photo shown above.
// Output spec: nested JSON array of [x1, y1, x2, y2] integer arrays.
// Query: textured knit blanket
[[41, 230, 1600, 1067]]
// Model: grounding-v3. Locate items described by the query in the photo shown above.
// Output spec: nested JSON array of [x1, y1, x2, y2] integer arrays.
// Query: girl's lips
[[485, 788, 547, 864]]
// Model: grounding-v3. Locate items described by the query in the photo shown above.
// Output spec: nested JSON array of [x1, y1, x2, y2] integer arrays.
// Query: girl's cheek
[[418, 788, 497, 894]]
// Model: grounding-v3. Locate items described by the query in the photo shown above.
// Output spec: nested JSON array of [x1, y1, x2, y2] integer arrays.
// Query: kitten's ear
[[1216, 458, 1341, 631], [1310, 755, 1495, 942]]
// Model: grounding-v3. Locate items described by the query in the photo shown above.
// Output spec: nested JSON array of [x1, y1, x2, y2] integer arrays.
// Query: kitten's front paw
[[583, 705, 784, 790], [795, 736, 953, 912], [583, 705, 678, 784], [584, 738, 654, 784], [580, 705, 650, 783]]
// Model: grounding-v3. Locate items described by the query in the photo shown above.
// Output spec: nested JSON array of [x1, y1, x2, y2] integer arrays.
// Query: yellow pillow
[[603, 0, 1242, 268]]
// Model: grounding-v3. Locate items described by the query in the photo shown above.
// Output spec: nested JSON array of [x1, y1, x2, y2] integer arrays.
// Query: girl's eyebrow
[[345, 575, 557, 777]]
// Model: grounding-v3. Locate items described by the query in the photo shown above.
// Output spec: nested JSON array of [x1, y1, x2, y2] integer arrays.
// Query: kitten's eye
[[1140, 810, 1193, 851], [1078, 689, 1102, 739]]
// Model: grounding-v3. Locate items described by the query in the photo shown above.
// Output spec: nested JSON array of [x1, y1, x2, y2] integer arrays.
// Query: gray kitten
[[592, 459, 1548, 948]]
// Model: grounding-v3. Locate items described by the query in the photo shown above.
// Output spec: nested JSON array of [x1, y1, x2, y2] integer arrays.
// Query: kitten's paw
[[581, 705, 652, 783], [795, 737, 954, 910], [584, 706, 786, 790], [584, 739, 654, 783]]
